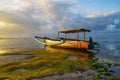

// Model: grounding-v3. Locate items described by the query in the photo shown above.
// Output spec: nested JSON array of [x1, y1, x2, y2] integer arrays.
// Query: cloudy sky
[[0, 0, 120, 40]]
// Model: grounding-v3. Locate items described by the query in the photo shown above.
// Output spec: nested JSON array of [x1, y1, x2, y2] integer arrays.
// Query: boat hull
[[45, 39, 89, 49]]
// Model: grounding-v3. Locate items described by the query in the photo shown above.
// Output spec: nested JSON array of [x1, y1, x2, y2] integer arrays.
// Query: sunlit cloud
[[86, 11, 119, 18], [52, 0, 77, 3], [37, 0, 56, 20], [0, 0, 31, 11], [0, 0, 120, 38]]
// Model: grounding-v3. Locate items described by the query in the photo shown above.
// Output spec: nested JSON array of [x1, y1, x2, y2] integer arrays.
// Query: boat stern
[[88, 42, 100, 50]]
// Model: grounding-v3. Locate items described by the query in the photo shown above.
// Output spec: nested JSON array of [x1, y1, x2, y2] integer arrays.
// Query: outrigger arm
[[34, 36, 65, 46]]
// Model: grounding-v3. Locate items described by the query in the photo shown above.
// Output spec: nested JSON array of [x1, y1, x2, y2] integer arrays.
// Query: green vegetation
[[93, 74, 102, 79], [0, 50, 95, 79], [0, 50, 120, 80], [114, 63, 120, 66], [92, 62, 115, 79]]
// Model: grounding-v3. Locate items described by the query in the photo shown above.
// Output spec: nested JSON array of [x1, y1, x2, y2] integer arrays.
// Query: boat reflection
[[46, 47, 99, 61]]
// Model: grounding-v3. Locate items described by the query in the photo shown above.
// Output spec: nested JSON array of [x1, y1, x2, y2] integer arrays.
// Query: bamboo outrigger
[[34, 28, 99, 50]]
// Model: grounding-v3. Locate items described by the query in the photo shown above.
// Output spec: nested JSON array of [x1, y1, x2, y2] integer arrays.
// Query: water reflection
[[46, 47, 98, 61], [102, 41, 120, 56], [0, 49, 20, 54], [106, 43, 115, 51], [97, 41, 120, 63], [0, 50, 8, 54], [114, 50, 120, 56], [0, 38, 44, 54]]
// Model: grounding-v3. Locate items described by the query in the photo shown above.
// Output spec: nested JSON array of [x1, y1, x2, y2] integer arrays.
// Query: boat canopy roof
[[58, 28, 91, 34]]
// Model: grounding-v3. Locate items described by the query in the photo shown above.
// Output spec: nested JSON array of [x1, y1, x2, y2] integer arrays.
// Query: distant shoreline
[[0, 38, 31, 39]]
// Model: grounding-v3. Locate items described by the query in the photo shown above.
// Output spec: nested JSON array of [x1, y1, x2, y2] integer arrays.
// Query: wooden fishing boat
[[34, 28, 99, 50]]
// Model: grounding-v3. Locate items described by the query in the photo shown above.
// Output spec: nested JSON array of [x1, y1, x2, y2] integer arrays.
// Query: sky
[[0, 0, 120, 40]]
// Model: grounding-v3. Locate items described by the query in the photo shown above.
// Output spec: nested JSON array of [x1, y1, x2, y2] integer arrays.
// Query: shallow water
[[97, 41, 120, 63], [0, 38, 44, 54], [0, 38, 120, 63]]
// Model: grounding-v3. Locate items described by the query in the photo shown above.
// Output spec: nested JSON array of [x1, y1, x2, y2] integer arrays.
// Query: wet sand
[[0, 52, 36, 64], [33, 72, 94, 80]]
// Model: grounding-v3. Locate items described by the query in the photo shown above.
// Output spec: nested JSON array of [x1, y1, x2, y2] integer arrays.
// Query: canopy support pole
[[76, 30, 79, 41], [58, 32, 59, 39], [84, 32, 86, 40], [65, 34, 67, 39]]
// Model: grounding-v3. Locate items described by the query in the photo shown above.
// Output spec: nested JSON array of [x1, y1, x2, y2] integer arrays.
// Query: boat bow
[[34, 36, 65, 46]]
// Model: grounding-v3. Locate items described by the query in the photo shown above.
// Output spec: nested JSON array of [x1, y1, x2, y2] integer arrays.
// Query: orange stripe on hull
[[45, 39, 89, 49]]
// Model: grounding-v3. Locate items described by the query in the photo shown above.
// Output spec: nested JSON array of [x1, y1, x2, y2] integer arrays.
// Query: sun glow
[[0, 21, 18, 28], [0, 21, 6, 28]]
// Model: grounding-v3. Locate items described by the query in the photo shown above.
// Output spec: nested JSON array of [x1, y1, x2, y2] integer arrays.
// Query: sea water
[[0, 38, 44, 54], [96, 41, 120, 63], [0, 38, 120, 63]]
